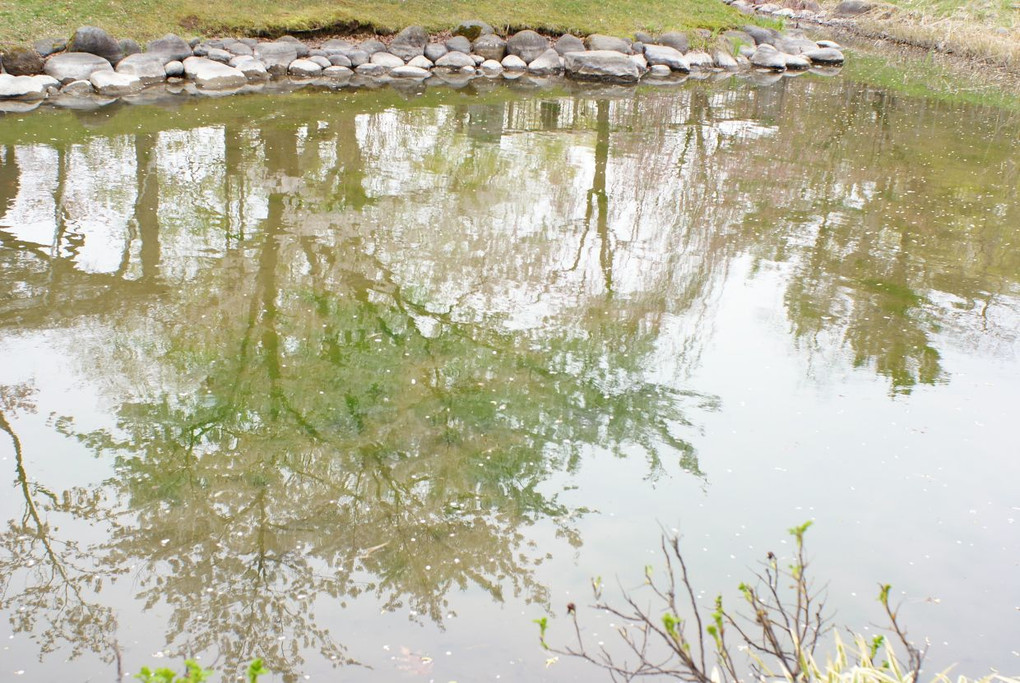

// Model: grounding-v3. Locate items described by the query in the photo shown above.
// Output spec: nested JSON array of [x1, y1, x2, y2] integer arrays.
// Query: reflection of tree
[[0, 384, 123, 673]]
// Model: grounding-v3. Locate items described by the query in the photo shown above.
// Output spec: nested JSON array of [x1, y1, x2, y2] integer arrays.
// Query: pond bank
[[0, 22, 846, 111]]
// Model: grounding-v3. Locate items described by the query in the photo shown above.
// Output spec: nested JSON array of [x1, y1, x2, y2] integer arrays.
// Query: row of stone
[[0, 22, 845, 101]]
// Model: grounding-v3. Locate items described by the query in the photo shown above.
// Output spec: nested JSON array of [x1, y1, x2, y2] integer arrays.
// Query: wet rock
[[255, 42, 299, 75], [370, 52, 404, 69], [0, 74, 48, 99], [585, 34, 631, 53], [649, 64, 671, 77], [2, 47, 45, 76], [355, 63, 386, 76], [435, 51, 475, 69], [785, 54, 812, 69], [425, 43, 449, 61], [164, 60, 185, 78], [630, 53, 648, 71], [323, 65, 353, 79], [507, 30, 550, 64], [116, 53, 167, 85], [563, 50, 640, 82], [61, 79, 94, 95], [834, 0, 874, 14], [389, 25, 428, 60], [70, 26, 124, 64], [328, 54, 353, 67], [553, 34, 585, 56], [480, 59, 503, 75], [657, 32, 690, 53], [34, 37, 67, 58], [472, 54, 486, 65], [90, 70, 143, 96], [406, 55, 433, 69], [453, 20, 494, 41], [685, 51, 715, 68], [527, 48, 563, 75], [44, 52, 114, 83], [147, 34, 193, 63], [713, 49, 740, 70], [231, 57, 269, 81], [390, 65, 429, 79], [750, 44, 787, 70], [472, 34, 507, 62], [643, 44, 690, 72], [309, 55, 332, 68], [500, 54, 527, 70], [183, 56, 248, 88], [804, 47, 845, 65], [289, 58, 323, 77]]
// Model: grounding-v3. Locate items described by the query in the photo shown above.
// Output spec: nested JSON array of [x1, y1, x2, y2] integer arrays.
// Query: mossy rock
[[1, 46, 44, 75], [452, 20, 494, 41]]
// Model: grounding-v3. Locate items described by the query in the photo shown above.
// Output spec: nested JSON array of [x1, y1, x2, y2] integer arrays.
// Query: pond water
[[1, 64, 1019, 682]]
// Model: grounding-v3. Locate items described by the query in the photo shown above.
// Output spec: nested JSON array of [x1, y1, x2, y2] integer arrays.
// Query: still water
[[1, 68, 1019, 682]]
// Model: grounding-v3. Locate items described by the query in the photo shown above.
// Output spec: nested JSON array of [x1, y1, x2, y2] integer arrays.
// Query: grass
[[0, 0, 756, 47]]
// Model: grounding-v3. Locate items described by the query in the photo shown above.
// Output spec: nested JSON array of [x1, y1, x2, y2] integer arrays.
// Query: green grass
[[0, 0, 756, 47]]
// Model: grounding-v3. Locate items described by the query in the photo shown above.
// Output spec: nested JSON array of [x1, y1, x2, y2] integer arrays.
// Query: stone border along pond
[[0, 21, 846, 112]]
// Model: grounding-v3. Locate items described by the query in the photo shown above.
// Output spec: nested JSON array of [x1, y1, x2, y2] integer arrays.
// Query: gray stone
[[804, 47, 844, 64], [500, 54, 527, 70], [712, 49, 740, 70], [348, 50, 370, 67], [750, 45, 787, 70], [784, 54, 812, 69], [453, 20, 494, 41], [309, 55, 332, 68], [359, 39, 386, 55], [632, 42, 645, 54], [507, 30, 549, 64], [435, 51, 476, 69], [44, 52, 114, 83], [722, 30, 756, 51], [328, 54, 353, 67], [90, 70, 143, 96], [70, 26, 123, 64], [472, 34, 507, 62], [406, 55, 433, 69], [834, 0, 874, 13], [116, 53, 167, 85], [563, 50, 640, 82], [206, 48, 233, 64], [182, 56, 248, 88], [634, 31, 655, 44], [686, 51, 714, 68], [816, 40, 842, 49], [289, 58, 323, 77], [322, 65, 353, 79], [649, 64, 671, 77], [33, 38, 67, 58], [554, 34, 586, 56], [355, 63, 386, 76], [147, 34, 193, 63], [308, 48, 327, 58], [231, 57, 269, 81], [657, 32, 690, 53], [643, 44, 690, 72], [480, 59, 503, 75], [776, 34, 818, 55], [585, 34, 631, 54], [255, 42, 299, 75], [0, 99, 42, 112], [164, 60, 185, 78], [472, 54, 485, 65], [390, 65, 429, 79], [119, 39, 142, 57], [1, 47, 44, 76], [370, 52, 405, 68], [275, 36, 310, 57], [445, 35, 472, 54], [321, 38, 354, 53], [743, 25, 780, 46], [389, 25, 428, 60], [527, 48, 563, 75], [224, 41, 254, 56], [425, 43, 449, 61], [0, 74, 48, 99], [61, 79, 94, 95], [630, 53, 648, 71]]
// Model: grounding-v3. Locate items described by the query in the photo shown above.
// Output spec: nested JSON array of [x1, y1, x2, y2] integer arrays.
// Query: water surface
[[1, 70, 1019, 681]]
